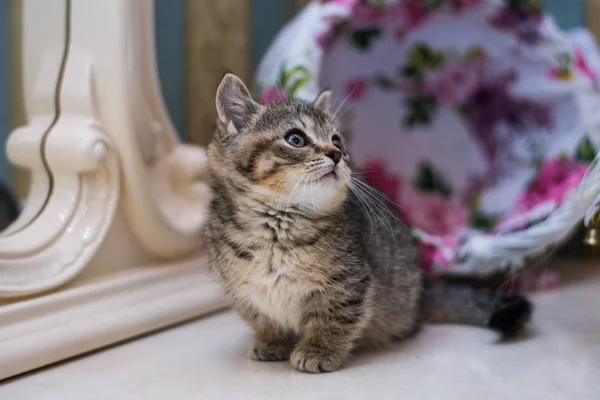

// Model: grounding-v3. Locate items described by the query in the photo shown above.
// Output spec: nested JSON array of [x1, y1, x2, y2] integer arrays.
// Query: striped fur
[[206, 74, 533, 373]]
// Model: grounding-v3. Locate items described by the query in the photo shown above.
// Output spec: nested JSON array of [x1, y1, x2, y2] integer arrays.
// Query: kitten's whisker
[[309, 172, 318, 214], [269, 171, 292, 206], [350, 179, 398, 218], [357, 188, 402, 224], [351, 182, 395, 239], [269, 169, 303, 209], [333, 104, 353, 124], [332, 90, 353, 121], [286, 173, 307, 217], [351, 169, 381, 176], [352, 178, 405, 233], [497, 238, 562, 295], [349, 183, 380, 241], [348, 185, 375, 240], [351, 177, 408, 213], [352, 147, 393, 165], [356, 184, 409, 234], [296, 173, 314, 223]]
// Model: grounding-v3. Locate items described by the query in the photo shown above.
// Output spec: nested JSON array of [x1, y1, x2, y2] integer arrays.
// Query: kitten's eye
[[331, 135, 343, 150], [284, 129, 308, 147]]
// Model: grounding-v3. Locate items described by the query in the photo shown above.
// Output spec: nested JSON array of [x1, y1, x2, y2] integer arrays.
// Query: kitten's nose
[[325, 148, 342, 165]]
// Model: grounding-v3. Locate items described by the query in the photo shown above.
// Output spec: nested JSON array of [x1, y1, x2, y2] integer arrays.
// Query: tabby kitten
[[206, 74, 533, 373]]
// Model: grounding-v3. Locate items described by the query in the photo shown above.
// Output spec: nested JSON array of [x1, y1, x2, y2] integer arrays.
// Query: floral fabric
[[255, 0, 600, 291]]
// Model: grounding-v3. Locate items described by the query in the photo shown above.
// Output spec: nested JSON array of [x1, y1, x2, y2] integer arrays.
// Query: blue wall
[[251, 0, 288, 69], [544, 0, 585, 30], [153, 0, 292, 140], [0, 0, 11, 185], [155, 0, 186, 140]]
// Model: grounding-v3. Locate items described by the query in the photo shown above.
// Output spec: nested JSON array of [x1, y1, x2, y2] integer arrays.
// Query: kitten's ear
[[216, 73, 261, 132], [313, 90, 332, 114]]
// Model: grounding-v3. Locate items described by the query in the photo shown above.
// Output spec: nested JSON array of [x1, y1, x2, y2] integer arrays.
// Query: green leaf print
[[288, 77, 310, 97], [416, 0, 444, 10], [409, 44, 445, 70], [278, 64, 288, 89], [556, 52, 573, 69], [277, 65, 311, 98], [403, 96, 438, 127], [286, 66, 311, 97], [414, 162, 453, 198], [466, 46, 487, 61], [373, 74, 396, 90], [350, 29, 382, 50], [367, 0, 386, 6], [471, 211, 499, 231], [400, 65, 422, 80], [287, 65, 310, 79], [400, 44, 445, 84], [467, 194, 498, 230], [505, 0, 541, 12], [457, 103, 470, 116], [576, 136, 597, 163]]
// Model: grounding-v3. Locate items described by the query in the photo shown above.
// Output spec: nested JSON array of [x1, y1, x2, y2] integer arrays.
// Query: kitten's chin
[[291, 182, 348, 214], [315, 169, 337, 183]]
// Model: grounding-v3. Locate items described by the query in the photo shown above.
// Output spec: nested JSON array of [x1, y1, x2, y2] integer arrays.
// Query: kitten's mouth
[[316, 167, 337, 181]]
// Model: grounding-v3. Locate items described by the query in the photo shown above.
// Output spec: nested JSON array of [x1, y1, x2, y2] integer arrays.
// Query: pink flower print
[[420, 242, 442, 275], [316, 30, 334, 50], [488, 4, 542, 43], [360, 160, 402, 205], [403, 1, 426, 24], [390, 1, 426, 40], [427, 65, 479, 106], [344, 78, 369, 102], [351, 3, 385, 29], [429, 79, 458, 105], [419, 235, 460, 275], [574, 49, 598, 83], [455, 0, 484, 11], [448, 66, 479, 102], [394, 26, 409, 41], [358, 159, 416, 221], [316, 16, 345, 50], [259, 87, 289, 104], [514, 159, 588, 214], [402, 190, 469, 237]]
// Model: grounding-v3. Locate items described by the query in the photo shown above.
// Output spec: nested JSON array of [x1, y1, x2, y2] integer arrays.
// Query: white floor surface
[[2, 262, 599, 399]]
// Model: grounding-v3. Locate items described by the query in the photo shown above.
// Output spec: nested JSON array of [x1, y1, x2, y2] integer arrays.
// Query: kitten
[[206, 74, 533, 373]]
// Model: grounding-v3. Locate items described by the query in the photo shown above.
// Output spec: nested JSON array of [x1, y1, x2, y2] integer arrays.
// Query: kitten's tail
[[421, 278, 533, 338]]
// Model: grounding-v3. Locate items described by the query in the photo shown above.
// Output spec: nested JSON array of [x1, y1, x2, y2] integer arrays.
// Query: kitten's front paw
[[249, 342, 291, 361], [290, 345, 346, 373]]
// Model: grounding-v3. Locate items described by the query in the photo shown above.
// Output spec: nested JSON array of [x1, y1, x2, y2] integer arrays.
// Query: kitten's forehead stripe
[[254, 102, 332, 140]]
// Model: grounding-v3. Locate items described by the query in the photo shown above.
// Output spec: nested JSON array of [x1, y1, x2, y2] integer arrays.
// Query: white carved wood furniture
[[0, 0, 228, 380]]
